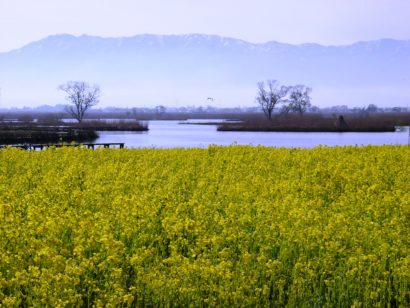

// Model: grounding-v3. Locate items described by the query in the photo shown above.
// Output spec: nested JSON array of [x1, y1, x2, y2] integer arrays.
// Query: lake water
[[94, 120, 409, 148]]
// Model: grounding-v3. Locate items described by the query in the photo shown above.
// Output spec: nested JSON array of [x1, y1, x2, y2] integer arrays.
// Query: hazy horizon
[[1, 34, 410, 109], [0, 1, 409, 109], [3, 32, 410, 54]]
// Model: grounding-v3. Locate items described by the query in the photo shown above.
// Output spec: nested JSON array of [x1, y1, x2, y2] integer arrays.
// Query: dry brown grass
[[218, 113, 410, 132]]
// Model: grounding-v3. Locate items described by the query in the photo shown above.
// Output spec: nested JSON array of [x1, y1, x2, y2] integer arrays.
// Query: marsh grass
[[218, 113, 410, 132]]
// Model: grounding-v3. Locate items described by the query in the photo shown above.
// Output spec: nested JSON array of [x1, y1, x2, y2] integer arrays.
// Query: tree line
[[256, 80, 312, 121], [58, 79, 312, 123]]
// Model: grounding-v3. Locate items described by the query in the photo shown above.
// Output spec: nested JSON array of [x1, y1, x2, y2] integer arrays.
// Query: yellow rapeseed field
[[0, 145, 409, 307]]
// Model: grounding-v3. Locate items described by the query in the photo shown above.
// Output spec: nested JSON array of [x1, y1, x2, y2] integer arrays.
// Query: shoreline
[[0, 121, 148, 144], [216, 125, 397, 133], [0, 128, 98, 145]]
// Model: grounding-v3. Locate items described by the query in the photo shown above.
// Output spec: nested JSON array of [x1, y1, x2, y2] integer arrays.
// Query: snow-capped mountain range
[[0, 34, 409, 108]]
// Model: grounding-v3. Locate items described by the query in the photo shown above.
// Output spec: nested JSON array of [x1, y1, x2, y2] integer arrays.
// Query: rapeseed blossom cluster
[[0, 145, 408, 306]]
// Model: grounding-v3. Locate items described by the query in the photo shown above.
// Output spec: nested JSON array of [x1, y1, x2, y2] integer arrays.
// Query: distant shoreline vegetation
[[217, 113, 410, 133], [0, 120, 148, 145], [0, 107, 409, 145], [0, 127, 98, 145]]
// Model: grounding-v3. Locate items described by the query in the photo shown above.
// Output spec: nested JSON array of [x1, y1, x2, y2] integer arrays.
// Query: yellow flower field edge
[[0, 145, 409, 307]]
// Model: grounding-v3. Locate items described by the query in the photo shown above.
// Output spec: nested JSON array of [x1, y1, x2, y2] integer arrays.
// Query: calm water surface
[[95, 120, 409, 148]]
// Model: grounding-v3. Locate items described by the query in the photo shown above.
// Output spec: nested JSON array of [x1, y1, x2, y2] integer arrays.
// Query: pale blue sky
[[1, 0, 410, 52]]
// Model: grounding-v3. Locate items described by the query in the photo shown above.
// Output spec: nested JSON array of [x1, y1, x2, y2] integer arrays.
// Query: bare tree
[[282, 85, 312, 115], [59, 81, 100, 123], [256, 80, 289, 121]]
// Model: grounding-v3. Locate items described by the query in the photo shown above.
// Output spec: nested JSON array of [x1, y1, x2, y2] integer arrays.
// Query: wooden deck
[[0, 143, 125, 150]]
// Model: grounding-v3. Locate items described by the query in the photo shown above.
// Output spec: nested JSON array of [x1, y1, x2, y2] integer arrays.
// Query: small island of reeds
[[0, 118, 148, 145], [217, 113, 410, 132]]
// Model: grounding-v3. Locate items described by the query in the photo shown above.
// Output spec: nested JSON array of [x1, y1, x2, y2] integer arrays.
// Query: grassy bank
[[217, 113, 410, 132], [0, 127, 98, 145], [0, 146, 408, 306], [0, 120, 147, 145]]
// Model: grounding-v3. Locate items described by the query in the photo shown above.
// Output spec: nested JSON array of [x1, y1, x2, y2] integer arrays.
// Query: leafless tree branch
[[58, 81, 100, 123], [256, 80, 289, 121]]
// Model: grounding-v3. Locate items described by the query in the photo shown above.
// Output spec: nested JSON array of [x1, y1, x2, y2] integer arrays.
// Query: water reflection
[[95, 120, 409, 148]]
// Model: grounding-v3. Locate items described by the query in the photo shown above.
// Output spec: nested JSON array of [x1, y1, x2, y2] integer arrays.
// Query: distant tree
[[59, 81, 100, 123], [155, 105, 166, 117], [366, 104, 378, 113], [309, 105, 321, 113], [256, 80, 289, 121], [132, 108, 138, 118], [282, 85, 312, 115]]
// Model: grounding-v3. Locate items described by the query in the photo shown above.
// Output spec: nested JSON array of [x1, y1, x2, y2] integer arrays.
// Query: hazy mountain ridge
[[7, 33, 410, 52], [0, 34, 409, 107]]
